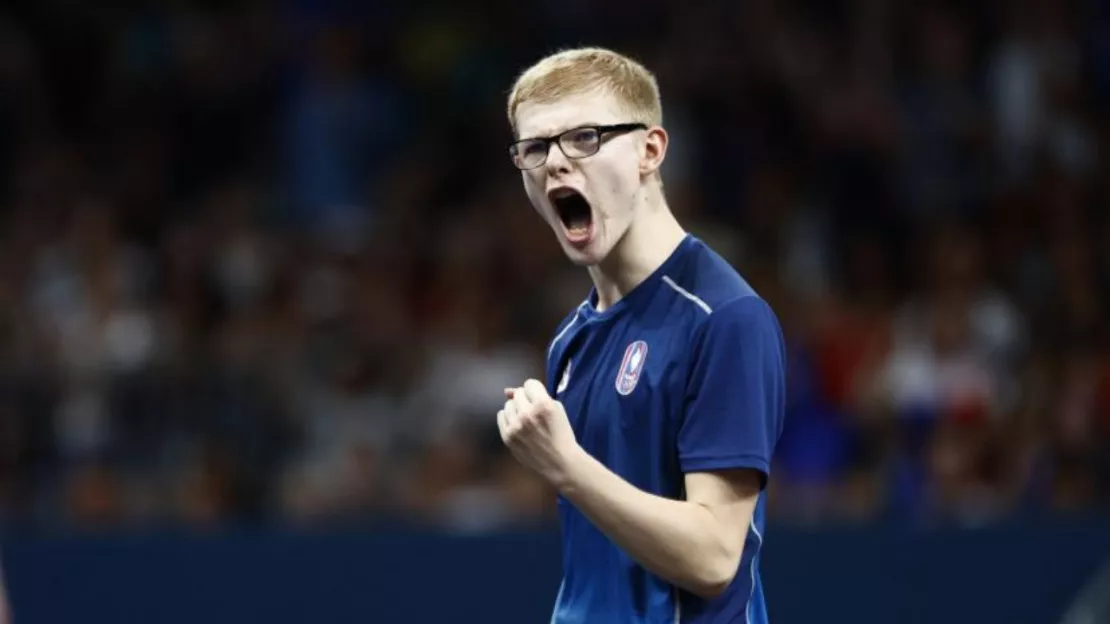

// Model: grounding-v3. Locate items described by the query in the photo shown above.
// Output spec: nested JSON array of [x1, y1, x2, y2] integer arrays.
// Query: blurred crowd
[[0, 0, 1107, 535]]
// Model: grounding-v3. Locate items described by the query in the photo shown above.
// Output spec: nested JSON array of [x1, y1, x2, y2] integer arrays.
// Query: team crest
[[615, 340, 649, 396]]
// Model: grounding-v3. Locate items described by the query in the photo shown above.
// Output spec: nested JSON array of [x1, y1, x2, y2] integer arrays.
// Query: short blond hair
[[507, 47, 662, 135]]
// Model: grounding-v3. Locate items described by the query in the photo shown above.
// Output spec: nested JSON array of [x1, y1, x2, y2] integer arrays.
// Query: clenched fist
[[497, 378, 581, 487]]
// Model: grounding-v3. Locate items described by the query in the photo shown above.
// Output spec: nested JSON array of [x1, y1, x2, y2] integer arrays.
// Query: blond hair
[[507, 47, 662, 135]]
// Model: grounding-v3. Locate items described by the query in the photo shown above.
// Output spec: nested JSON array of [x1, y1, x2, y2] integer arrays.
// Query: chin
[[558, 236, 610, 267], [563, 250, 601, 267]]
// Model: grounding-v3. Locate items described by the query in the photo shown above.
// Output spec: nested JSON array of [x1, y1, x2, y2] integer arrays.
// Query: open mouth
[[549, 188, 593, 245]]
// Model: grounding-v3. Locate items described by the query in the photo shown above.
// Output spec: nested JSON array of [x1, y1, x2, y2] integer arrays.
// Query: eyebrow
[[520, 123, 601, 141]]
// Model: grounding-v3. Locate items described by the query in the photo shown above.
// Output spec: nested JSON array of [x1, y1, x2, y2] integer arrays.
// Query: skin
[[515, 90, 686, 310], [498, 89, 763, 599]]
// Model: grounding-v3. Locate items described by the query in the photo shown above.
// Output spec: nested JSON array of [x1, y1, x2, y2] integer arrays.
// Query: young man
[[496, 47, 786, 623]]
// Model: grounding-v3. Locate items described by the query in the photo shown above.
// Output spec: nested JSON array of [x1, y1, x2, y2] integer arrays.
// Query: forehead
[[515, 91, 628, 139]]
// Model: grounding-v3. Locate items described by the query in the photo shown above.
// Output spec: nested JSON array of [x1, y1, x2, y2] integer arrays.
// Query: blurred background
[[0, 0, 1108, 622]]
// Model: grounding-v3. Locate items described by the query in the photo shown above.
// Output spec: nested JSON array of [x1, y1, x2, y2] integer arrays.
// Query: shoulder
[[706, 296, 783, 345], [688, 295, 784, 357], [659, 239, 786, 368], [681, 296, 788, 407], [661, 237, 781, 329]]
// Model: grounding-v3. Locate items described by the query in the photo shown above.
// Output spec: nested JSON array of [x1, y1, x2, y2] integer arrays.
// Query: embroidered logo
[[556, 359, 572, 394], [615, 340, 648, 396]]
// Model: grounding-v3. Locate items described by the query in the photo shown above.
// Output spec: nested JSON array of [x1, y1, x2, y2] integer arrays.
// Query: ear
[[640, 126, 668, 177]]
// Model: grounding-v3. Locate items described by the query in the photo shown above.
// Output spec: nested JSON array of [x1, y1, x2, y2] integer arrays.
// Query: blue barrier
[[3, 518, 1108, 624]]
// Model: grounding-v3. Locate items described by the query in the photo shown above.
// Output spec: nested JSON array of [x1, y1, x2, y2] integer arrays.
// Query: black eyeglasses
[[508, 123, 648, 170]]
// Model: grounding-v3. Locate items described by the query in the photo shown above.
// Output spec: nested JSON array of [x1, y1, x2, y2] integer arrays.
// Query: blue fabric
[[546, 235, 786, 623]]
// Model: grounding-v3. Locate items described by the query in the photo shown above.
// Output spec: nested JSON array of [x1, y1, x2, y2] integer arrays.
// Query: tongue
[[566, 216, 590, 240]]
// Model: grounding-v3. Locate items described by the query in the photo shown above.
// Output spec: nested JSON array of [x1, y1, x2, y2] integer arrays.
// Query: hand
[[497, 379, 581, 487]]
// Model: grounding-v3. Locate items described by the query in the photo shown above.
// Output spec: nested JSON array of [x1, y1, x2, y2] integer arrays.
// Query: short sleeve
[[678, 296, 787, 487]]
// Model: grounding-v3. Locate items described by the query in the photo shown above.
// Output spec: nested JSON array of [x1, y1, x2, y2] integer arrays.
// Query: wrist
[[550, 443, 590, 495]]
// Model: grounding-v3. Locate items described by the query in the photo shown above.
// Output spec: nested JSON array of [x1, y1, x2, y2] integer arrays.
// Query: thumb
[[522, 379, 550, 404]]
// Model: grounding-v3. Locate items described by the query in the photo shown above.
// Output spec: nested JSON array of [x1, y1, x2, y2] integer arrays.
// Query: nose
[[544, 141, 572, 176]]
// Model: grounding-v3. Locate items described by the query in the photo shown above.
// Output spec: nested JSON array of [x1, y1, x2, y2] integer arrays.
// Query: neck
[[588, 183, 686, 311]]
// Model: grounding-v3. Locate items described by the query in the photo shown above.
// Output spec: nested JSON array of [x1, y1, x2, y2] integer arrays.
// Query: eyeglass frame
[[508, 123, 649, 170]]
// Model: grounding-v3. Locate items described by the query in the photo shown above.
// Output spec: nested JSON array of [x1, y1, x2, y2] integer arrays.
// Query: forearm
[[556, 447, 739, 598]]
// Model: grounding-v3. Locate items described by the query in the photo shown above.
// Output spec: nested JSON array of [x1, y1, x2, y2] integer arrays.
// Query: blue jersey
[[546, 234, 786, 623]]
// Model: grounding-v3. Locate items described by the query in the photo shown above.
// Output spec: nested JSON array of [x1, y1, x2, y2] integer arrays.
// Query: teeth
[[549, 188, 577, 199]]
